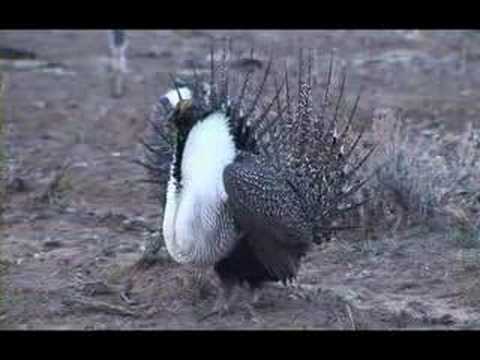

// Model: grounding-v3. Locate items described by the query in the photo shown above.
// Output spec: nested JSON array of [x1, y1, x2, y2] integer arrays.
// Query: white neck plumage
[[162, 111, 238, 265]]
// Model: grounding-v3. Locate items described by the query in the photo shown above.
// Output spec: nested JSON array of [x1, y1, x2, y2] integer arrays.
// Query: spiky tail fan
[[250, 49, 376, 244]]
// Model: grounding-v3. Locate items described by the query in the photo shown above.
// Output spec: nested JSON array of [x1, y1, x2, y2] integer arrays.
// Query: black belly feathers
[[141, 42, 374, 288], [220, 152, 313, 286]]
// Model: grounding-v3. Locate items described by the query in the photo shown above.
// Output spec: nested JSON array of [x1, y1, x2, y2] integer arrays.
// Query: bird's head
[[168, 99, 196, 135], [158, 79, 220, 146], [157, 84, 195, 141]]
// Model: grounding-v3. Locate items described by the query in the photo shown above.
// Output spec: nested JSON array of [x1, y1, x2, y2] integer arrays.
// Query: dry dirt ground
[[2, 30, 480, 330]]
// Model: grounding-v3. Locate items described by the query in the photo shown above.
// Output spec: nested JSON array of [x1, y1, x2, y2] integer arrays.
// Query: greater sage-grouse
[[140, 44, 374, 315]]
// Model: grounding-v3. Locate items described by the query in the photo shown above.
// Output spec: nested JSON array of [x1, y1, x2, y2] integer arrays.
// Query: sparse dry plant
[[442, 122, 480, 247], [0, 71, 5, 325], [0, 72, 5, 216], [33, 161, 73, 208], [0, 76, 3, 179], [358, 107, 480, 243]]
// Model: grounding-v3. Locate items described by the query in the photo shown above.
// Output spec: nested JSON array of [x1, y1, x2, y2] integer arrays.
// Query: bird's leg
[[242, 284, 265, 324], [287, 278, 303, 299], [249, 285, 261, 307], [191, 267, 209, 288], [211, 231, 245, 314], [190, 267, 212, 300], [199, 280, 237, 321], [287, 279, 315, 301], [248, 284, 274, 308], [212, 280, 236, 316]]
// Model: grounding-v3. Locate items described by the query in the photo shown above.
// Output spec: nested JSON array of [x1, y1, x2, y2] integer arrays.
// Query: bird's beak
[[176, 99, 193, 116]]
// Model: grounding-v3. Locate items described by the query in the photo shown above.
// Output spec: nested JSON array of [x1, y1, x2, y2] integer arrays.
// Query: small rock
[[0, 47, 36, 60], [117, 244, 138, 254], [231, 58, 264, 72], [101, 248, 116, 257], [40, 133, 55, 140], [430, 314, 456, 325], [41, 66, 76, 77], [82, 281, 115, 296], [159, 50, 173, 58], [32, 100, 47, 109], [73, 162, 89, 168], [142, 46, 163, 58], [133, 75, 145, 84], [67, 100, 79, 109], [148, 45, 162, 57], [439, 314, 455, 325], [43, 240, 63, 250], [7, 177, 30, 193]]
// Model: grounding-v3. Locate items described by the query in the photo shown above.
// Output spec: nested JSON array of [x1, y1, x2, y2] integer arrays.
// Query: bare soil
[[2, 30, 480, 329]]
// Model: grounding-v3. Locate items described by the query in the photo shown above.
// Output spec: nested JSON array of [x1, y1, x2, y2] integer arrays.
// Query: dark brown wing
[[223, 153, 313, 281]]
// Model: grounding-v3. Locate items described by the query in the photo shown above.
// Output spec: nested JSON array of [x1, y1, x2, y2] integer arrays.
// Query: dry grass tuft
[[356, 107, 480, 246]]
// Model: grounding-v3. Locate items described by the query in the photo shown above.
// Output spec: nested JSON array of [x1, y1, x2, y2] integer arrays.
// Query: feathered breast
[[162, 111, 238, 265]]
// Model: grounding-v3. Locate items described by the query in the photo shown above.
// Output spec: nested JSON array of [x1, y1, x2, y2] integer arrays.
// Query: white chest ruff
[[162, 112, 237, 265]]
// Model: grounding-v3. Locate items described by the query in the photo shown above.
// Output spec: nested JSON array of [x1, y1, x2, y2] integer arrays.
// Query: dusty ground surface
[[2, 30, 480, 330]]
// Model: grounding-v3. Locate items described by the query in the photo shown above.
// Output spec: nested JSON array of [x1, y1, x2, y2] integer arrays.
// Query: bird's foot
[[239, 287, 264, 324], [198, 284, 235, 321], [211, 293, 232, 317], [241, 303, 258, 322], [249, 286, 276, 309], [198, 303, 229, 322], [251, 287, 261, 306], [241, 300, 265, 324], [287, 282, 317, 301]]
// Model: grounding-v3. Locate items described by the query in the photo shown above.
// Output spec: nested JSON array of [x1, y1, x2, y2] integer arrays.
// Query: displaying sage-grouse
[[140, 44, 374, 315]]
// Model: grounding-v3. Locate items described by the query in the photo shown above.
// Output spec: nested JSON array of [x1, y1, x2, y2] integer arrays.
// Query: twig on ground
[[346, 303, 357, 330], [63, 296, 139, 317]]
